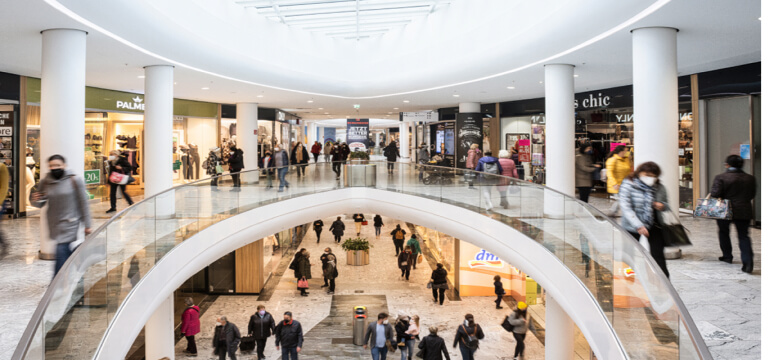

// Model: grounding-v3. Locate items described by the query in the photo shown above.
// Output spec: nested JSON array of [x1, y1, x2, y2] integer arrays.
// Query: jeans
[[281, 346, 298, 360], [278, 167, 289, 190], [513, 332, 526, 357], [387, 162, 395, 172], [315, 230, 322, 243], [371, 346, 389, 360], [296, 165, 306, 176], [394, 240, 404, 255], [400, 339, 415, 360], [218, 344, 237, 360], [577, 186, 592, 203], [256, 338, 267, 358], [265, 172, 273, 188], [231, 171, 241, 187], [313, 153, 319, 163], [432, 287, 446, 305], [185, 335, 197, 354], [333, 162, 341, 178], [54, 242, 74, 276], [109, 183, 133, 209], [495, 294, 503, 307], [375, 226, 381, 236], [400, 266, 411, 280], [458, 344, 475, 360], [631, 226, 669, 278], [410, 253, 418, 269], [717, 219, 753, 265], [334, 234, 342, 243]]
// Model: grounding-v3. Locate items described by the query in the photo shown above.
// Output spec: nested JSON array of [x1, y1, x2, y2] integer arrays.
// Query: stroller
[[422, 156, 453, 185]]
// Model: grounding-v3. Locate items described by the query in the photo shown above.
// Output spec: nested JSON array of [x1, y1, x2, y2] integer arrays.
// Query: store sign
[[116, 96, 145, 111], [84, 169, 100, 185], [574, 92, 611, 109], [468, 249, 504, 269], [530, 115, 546, 124], [346, 118, 369, 151], [623, 268, 635, 277], [401, 111, 438, 123], [610, 142, 626, 152], [518, 139, 531, 163]]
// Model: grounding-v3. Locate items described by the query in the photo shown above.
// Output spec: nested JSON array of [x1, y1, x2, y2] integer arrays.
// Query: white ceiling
[[0, 0, 760, 122]]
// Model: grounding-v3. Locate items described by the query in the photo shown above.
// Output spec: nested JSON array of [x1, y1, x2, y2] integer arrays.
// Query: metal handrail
[[13, 160, 712, 360]]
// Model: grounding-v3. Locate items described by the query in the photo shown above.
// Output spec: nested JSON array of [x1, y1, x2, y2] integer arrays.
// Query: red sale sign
[[518, 139, 531, 163]]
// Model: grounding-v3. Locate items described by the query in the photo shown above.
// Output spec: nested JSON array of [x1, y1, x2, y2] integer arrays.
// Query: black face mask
[[50, 168, 65, 180]]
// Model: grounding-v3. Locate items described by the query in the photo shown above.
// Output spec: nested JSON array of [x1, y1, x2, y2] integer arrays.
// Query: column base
[[39, 251, 56, 260]]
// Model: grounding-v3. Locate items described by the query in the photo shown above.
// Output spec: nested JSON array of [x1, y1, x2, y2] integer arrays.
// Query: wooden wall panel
[[235, 240, 263, 293]]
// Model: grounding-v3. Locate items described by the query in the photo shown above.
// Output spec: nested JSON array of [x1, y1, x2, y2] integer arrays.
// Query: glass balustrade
[[14, 161, 711, 360]]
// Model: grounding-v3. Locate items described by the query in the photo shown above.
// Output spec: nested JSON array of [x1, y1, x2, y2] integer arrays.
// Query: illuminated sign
[[623, 268, 635, 277], [468, 249, 503, 269]]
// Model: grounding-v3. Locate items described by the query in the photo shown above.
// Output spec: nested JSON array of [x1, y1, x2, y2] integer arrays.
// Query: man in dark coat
[[320, 247, 332, 288], [228, 146, 244, 188], [213, 316, 241, 360], [313, 219, 324, 243], [711, 155, 757, 273], [275, 311, 304, 360], [329, 216, 345, 243], [249, 305, 276, 360], [384, 141, 400, 174], [390, 224, 407, 256], [330, 143, 343, 179], [418, 326, 451, 360]]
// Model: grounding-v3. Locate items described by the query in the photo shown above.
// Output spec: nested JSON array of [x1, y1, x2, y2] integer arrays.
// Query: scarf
[[633, 178, 656, 227], [296, 146, 304, 162]]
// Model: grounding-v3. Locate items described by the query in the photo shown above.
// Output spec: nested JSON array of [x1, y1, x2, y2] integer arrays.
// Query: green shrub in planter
[[341, 237, 372, 251], [349, 151, 370, 160]]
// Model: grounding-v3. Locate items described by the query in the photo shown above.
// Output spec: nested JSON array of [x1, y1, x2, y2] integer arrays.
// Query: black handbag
[[416, 349, 424, 358], [659, 210, 692, 247]]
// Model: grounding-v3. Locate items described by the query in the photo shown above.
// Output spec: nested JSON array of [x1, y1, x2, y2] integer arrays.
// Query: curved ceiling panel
[[49, 0, 665, 98]]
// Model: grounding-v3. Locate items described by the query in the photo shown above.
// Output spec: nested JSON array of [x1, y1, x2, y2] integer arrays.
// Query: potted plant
[[341, 237, 372, 266], [349, 150, 370, 164]]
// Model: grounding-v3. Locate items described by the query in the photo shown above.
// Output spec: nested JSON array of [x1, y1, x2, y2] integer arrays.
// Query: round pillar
[[545, 297, 575, 360], [144, 65, 174, 218], [236, 103, 259, 183], [544, 64, 575, 217], [145, 295, 175, 360], [632, 27, 679, 214], [398, 122, 409, 161], [39, 29, 87, 259]]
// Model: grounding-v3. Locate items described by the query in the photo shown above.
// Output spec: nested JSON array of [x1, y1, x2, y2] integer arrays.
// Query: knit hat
[[517, 302, 528, 310]]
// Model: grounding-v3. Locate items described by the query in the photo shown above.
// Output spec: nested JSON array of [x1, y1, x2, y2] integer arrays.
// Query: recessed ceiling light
[[137, 75, 145, 79], [403, 100, 410, 103], [174, 82, 177, 85], [453, 94, 460, 97], [388, 112, 393, 114], [507, 86, 515, 89], [324, 112, 329, 114], [539, 81, 543, 84], [394, 107, 399, 110], [257, 95, 264, 98], [574, 74, 579, 78], [307, 100, 314, 103], [318, 108, 324, 110], [202, 87, 209, 90]]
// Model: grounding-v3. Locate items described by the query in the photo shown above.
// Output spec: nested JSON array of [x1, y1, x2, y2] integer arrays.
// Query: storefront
[[219, 105, 303, 161], [0, 72, 22, 218]]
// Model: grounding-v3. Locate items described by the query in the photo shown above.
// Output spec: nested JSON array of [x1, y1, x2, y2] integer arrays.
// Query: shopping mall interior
[[0, 1, 763, 360]]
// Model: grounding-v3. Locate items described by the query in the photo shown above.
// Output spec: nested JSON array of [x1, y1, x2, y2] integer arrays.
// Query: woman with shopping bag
[[290, 249, 312, 296], [106, 150, 134, 213]]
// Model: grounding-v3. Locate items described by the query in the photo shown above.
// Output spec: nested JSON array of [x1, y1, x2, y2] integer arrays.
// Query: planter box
[[344, 164, 377, 187], [346, 250, 370, 266]]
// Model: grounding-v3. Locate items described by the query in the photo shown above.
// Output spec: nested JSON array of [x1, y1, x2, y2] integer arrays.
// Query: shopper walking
[[619, 162, 670, 278], [274, 144, 291, 192], [323, 141, 333, 163], [510, 148, 525, 180], [496, 150, 519, 209], [341, 142, 351, 161], [311, 141, 322, 163], [275, 311, 304, 360], [505, 302, 532, 360], [398, 246, 414, 280], [291, 143, 310, 177], [418, 326, 450, 360], [575, 144, 600, 203], [320, 247, 332, 288], [493, 275, 504, 309], [453, 314, 484, 360], [404, 315, 420, 360], [353, 213, 365, 236], [364, 313, 395, 360], [417, 143, 430, 182], [260, 150, 275, 189], [465, 144, 481, 189], [205, 147, 224, 187], [228, 145, 244, 188], [105, 150, 134, 213], [181, 297, 201, 357], [331, 143, 344, 179], [475, 151, 502, 211], [395, 313, 419, 360], [430, 263, 449, 305], [373, 214, 384, 239], [248, 305, 276, 360], [711, 155, 757, 273], [313, 219, 324, 243], [324, 251, 338, 294], [605, 145, 631, 216], [384, 141, 400, 175], [290, 248, 312, 296], [330, 216, 345, 243], [406, 235, 421, 269], [31, 155, 93, 276], [390, 225, 407, 256], [213, 316, 241, 360]]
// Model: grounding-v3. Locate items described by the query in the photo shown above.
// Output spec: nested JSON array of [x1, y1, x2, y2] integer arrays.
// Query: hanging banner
[[323, 127, 336, 144], [518, 139, 531, 163], [456, 113, 482, 168], [346, 118, 369, 152]]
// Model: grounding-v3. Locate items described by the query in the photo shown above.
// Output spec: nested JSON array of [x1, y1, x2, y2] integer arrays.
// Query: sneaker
[[321, 284, 329, 288], [496, 306, 503, 309], [327, 291, 334, 294], [106, 208, 116, 213], [301, 293, 308, 297]]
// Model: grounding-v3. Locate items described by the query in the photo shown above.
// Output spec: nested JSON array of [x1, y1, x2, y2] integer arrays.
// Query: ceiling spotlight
[[453, 94, 460, 97], [539, 81, 543, 84], [507, 86, 515, 89], [137, 75, 145, 79], [394, 107, 399, 110], [307, 100, 314, 103], [257, 95, 264, 98], [202, 87, 210, 90], [574, 74, 579, 78], [324, 112, 329, 114], [318, 108, 324, 110], [403, 100, 410, 103]]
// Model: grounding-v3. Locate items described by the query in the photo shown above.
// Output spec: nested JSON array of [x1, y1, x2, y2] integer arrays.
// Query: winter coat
[[228, 148, 244, 171], [293, 254, 312, 280], [364, 322, 395, 349], [330, 219, 345, 235], [465, 148, 481, 169], [431, 268, 448, 285], [710, 168, 757, 220], [418, 334, 451, 360], [398, 251, 414, 269], [290, 145, 309, 165], [391, 228, 407, 242], [395, 319, 412, 341], [311, 143, 322, 154], [212, 322, 241, 353], [406, 237, 421, 254], [475, 156, 502, 174], [313, 220, 324, 233], [417, 148, 430, 164], [204, 151, 222, 176], [260, 155, 275, 175], [506, 312, 530, 335], [323, 143, 332, 155], [107, 155, 132, 180], [341, 145, 351, 159], [274, 320, 304, 348], [274, 150, 290, 168], [323, 253, 338, 279], [619, 178, 669, 233], [181, 306, 201, 336], [30, 169, 93, 244], [453, 324, 484, 348], [248, 312, 276, 339], [384, 144, 400, 162], [331, 146, 343, 162], [353, 213, 365, 223], [606, 154, 631, 194], [373, 215, 384, 227], [493, 280, 504, 295], [497, 158, 518, 188], [575, 153, 594, 188]]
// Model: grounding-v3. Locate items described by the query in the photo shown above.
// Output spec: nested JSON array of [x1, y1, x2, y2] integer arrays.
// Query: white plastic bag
[[639, 235, 650, 252]]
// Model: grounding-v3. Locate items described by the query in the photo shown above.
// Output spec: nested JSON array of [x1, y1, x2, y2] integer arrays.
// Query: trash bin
[[353, 306, 368, 345]]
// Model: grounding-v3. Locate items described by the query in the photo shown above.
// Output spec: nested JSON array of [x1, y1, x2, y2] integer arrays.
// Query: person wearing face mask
[[575, 144, 601, 203], [273, 144, 291, 192], [212, 316, 241, 360], [323, 250, 338, 294], [605, 145, 632, 216], [249, 305, 276, 360], [228, 145, 244, 189], [290, 142, 309, 177], [260, 150, 275, 189], [106, 150, 134, 213], [31, 155, 93, 276], [180, 297, 201, 357], [274, 311, 304, 360], [330, 142, 344, 179], [364, 313, 395, 359], [619, 161, 670, 278], [453, 314, 484, 360]]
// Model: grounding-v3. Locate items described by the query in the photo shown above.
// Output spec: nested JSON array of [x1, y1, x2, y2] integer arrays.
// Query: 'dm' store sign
[[468, 249, 503, 269]]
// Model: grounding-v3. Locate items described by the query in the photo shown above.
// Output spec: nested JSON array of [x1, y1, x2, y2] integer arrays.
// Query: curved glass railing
[[14, 160, 711, 360]]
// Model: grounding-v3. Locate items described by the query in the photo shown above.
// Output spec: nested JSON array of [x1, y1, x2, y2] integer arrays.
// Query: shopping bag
[[659, 210, 692, 247], [109, 172, 132, 185], [639, 235, 650, 252], [693, 196, 732, 220], [362, 220, 368, 226], [297, 277, 309, 289], [215, 164, 224, 174], [417, 254, 423, 264]]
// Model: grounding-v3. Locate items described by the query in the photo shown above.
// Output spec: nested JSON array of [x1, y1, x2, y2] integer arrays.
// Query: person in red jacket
[[310, 141, 322, 163], [181, 297, 201, 356]]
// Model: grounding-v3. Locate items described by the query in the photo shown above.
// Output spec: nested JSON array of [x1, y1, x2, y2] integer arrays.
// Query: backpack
[[463, 325, 479, 350], [483, 161, 499, 175], [395, 230, 404, 240]]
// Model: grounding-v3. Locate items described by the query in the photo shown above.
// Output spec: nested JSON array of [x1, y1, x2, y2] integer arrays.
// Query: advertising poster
[[323, 127, 336, 144], [610, 142, 626, 152], [444, 122, 456, 167], [518, 139, 531, 163], [456, 113, 482, 168], [346, 118, 369, 152]]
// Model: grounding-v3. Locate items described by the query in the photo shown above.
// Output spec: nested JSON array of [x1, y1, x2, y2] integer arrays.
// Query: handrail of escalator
[[13, 160, 712, 360]]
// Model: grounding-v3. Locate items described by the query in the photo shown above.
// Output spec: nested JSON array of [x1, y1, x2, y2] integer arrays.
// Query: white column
[[545, 297, 575, 360], [39, 29, 87, 259], [144, 65, 174, 217], [145, 295, 175, 360], [308, 122, 317, 145], [236, 103, 259, 183], [632, 27, 679, 214], [399, 122, 409, 162], [411, 122, 417, 160], [544, 64, 575, 217]]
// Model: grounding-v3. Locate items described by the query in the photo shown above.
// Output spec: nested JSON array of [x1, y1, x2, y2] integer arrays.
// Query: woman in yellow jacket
[[605, 145, 631, 215]]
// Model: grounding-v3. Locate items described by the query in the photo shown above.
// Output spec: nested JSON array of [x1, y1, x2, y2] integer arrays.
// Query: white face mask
[[464, 320, 469, 326], [639, 176, 656, 187], [108, 155, 116, 160], [274, 148, 280, 152], [383, 320, 389, 324], [259, 310, 266, 316]]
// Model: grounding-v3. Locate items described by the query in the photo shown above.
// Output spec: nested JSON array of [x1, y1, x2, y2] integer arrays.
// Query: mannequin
[[25, 155, 35, 203]]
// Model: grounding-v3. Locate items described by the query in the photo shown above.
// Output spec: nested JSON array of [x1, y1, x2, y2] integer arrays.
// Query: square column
[[236, 103, 259, 183]]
